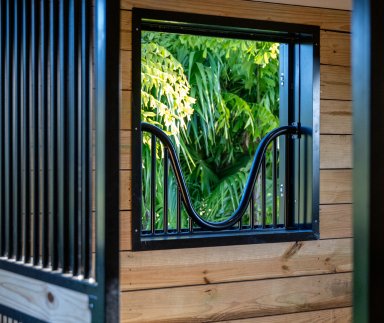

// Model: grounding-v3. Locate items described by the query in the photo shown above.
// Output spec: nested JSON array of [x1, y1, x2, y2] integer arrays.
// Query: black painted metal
[[352, 1, 384, 322], [22, 0, 31, 264], [141, 122, 299, 230], [0, 0, 120, 321], [0, 0, 5, 257], [49, 0, 59, 271], [40, 0, 49, 269], [94, 0, 120, 321]]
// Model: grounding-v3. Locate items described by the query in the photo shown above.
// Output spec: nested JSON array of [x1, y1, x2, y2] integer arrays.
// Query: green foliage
[[141, 31, 280, 229]]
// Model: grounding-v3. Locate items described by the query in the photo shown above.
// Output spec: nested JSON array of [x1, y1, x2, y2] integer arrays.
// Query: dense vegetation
[[141, 31, 280, 230]]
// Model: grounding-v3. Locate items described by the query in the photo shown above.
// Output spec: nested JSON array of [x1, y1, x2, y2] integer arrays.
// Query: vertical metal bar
[[163, 148, 168, 233], [5, 0, 14, 259], [150, 135, 156, 235], [31, 0, 40, 267], [22, 0, 31, 264], [272, 139, 278, 227], [188, 217, 193, 233], [94, 0, 120, 319], [176, 189, 181, 233], [284, 134, 294, 229], [250, 192, 255, 229], [49, 0, 58, 271], [13, 0, 22, 261], [40, 0, 49, 268], [0, 0, 6, 257], [68, 0, 79, 276], [58, 0, 70, 272], [262, 155, 266, 228], [81, 0, 92, 279]]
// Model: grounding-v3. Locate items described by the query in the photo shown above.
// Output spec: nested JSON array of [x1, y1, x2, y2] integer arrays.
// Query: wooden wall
[[119, 1, 352, 321]]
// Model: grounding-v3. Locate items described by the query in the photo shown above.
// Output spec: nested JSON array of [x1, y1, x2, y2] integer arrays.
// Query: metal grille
[[0, 0, 93, 278], [141, 122, 296, 236]]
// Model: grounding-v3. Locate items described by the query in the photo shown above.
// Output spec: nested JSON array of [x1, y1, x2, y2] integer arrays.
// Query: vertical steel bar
[[40, 0, 49, 268], [150, 135, 156, 235], [262, 155, 266, 228], [176, 189, 181, 233], [188, 217, 193, 233], [49, 0, 59, 271], [272, 139, 278, 227], [13, 0, 22, 261], [5, 0, 14, 259], [58, 0, 70, 272], [81, 0, 92, 279], [250, 191, 255, 229], [31, 0, 40, 266], [68, 0, 79, 276], [163, 148, 168, 233], [0, 0, 6, 257], [22, 0, 31, 264]]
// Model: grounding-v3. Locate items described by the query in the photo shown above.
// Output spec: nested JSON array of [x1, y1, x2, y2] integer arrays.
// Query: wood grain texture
[[121, 51, 132, 91], [320, 31, 350, 67], [224, 307, 352, 322], [120, 0, 350, 32], [0, 269, 91, 323], [320, 135, 352, 169], [120, 210, 132, 250], [320, 204, 352, 239], [121, 130, 132, 170], [120, 238, 351, 291], [320, 65, 351, 101], [120, 170, 132, 210], [121, 11, 132, 51], [320, 100, 352, 134], [121, 90, 131, 130], [120, 272, 352, 322], [320, 169, 352, 204]]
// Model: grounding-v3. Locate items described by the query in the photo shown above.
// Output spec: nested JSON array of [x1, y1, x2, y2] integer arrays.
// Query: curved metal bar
[[141, 122, 299, 230]]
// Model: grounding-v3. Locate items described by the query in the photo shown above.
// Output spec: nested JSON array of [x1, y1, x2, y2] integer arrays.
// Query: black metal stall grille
[[0, 0, 92, 280], [141, 123, 292, 235], [0, 0, 120, 321]]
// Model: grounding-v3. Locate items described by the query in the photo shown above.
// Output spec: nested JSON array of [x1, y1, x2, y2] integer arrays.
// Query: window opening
[[131, 9, 320, 250]]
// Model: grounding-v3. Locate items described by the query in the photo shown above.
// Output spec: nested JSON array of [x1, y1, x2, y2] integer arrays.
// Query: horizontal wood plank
[[320, 31, 350, 67], [224, 307, 352, 322], [320, 65, 351, 101], [320, 135, 352, 169], [320, 204, 352, 239], [120, 1, 350, 32], [120, 210, 132, 250], [121, 10, 132, 51], [121, 50, 132, 91], [120, 238, 351, 291], [121, 90, 131, 130], [121, 130, 132, 170], [121, 170, 132, 210], [320, 169, 352, 204], [120, 272, 352, 322], [320, 100, 352, 134], [0, 269, 91, 323]]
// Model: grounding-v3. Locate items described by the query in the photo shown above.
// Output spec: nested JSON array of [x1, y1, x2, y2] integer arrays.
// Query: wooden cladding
[[119, 1, 352, 322]]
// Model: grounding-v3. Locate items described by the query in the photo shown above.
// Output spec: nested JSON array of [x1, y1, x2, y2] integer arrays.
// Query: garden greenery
[[141, 31, 280, 230]]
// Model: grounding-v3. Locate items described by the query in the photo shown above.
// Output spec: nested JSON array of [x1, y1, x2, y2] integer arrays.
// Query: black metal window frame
[[131, 8, 320, 251]]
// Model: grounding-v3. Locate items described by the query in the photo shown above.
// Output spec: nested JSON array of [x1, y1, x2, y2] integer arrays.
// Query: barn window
[[131, 9, 320, 250]]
